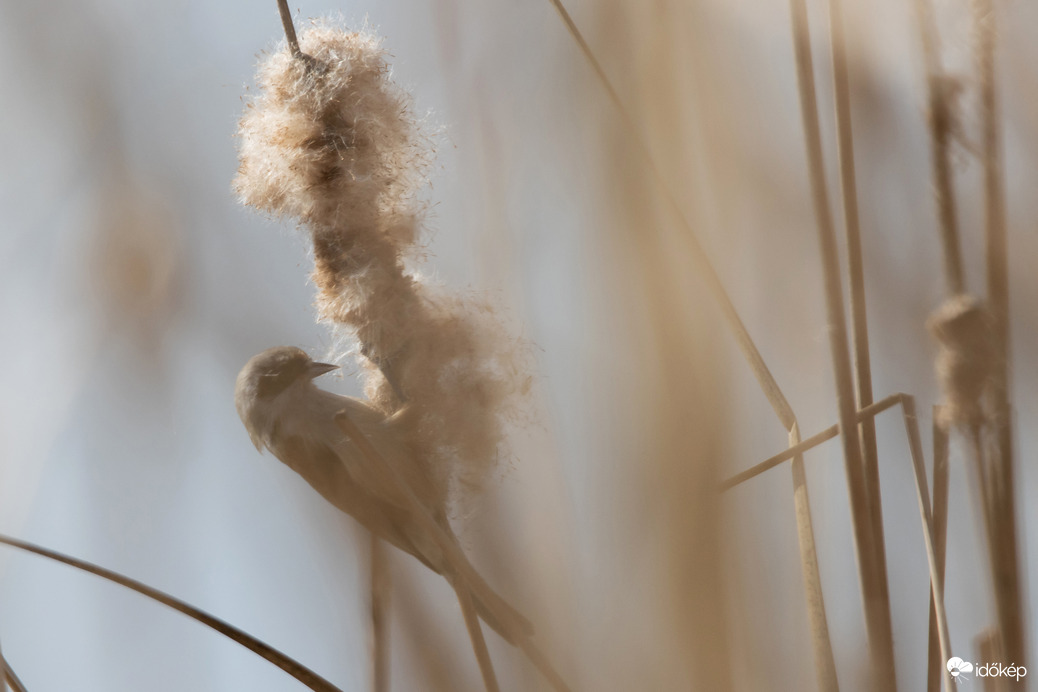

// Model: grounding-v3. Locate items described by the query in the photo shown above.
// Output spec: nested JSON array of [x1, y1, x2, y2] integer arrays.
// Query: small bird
[[235, 345, 530, 643]]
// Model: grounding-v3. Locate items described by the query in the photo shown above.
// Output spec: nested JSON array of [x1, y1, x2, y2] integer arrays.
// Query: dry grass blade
[[787, 0, 896, 684], [333, 411, 572, 692], [0, 535, 342, 692], [790, 424, 840, 692], [926, 408, 950, 692]]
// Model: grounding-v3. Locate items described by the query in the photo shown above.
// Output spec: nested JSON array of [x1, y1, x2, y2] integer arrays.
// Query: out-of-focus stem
[[973, 0, 1025, 670], [913, 0, 966, 295], [788, 0, 896, 684], [371, 536, 390, 692]]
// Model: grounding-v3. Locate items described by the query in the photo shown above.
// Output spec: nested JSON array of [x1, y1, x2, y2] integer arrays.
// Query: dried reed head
[[235, 21, 530, 510]]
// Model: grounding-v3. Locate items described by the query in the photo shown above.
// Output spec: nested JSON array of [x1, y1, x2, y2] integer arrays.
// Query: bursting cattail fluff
[[927, 294, 995, 428], [235, 21, 529, 511]]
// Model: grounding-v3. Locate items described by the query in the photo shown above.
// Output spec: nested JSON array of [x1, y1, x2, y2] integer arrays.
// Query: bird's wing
[[275, 433, 440, 574]]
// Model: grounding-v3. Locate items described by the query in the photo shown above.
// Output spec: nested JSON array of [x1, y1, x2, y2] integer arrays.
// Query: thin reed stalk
[[790, 424, 840, 692], [973, 0, 1025, 669], [370, 536, 390, 692], [787, 1, 896, 682], [0, 535, 342, 692], [721, 394, 902, 490], [897, 396, 954, 691], [725, 393, 956, 687], [454, 584, 501, 692], [543, 3, 836, 681], [926, 409, 950, 692]]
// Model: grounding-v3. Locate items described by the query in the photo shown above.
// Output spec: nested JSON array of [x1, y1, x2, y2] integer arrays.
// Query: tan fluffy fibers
[[235, 22, 530, 510], [927, 294, 995, 428]]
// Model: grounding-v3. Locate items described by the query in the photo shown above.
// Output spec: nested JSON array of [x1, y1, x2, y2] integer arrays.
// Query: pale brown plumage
[[234, 346, 531, 643]]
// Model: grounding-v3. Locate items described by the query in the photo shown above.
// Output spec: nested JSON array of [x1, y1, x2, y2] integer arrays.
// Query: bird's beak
[[308, 361, 339, 379]]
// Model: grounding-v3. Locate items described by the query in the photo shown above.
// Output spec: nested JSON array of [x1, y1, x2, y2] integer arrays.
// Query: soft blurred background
[[0, 0, 1035, 690]]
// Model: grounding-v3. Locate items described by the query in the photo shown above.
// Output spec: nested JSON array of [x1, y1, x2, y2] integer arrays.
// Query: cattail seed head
[[235, 21, 530, 510]]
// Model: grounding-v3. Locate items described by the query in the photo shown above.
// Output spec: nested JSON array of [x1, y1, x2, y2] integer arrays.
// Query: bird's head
[[235, 346, 339, 450]]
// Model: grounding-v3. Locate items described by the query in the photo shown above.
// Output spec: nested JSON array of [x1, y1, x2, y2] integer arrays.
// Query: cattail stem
[[370, 536, 390, 692], [276, 0, 303, 58]]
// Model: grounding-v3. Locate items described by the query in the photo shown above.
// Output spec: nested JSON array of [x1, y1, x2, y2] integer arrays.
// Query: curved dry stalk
[[0, 535, 342, 692]]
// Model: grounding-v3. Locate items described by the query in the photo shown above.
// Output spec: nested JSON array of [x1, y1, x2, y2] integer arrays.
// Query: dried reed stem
[[790, 424, 840, 692], [333, 412, 572, 692], [788, 2, 896, 681], [454, 584, 501, 692], [370, 536, 390, 692], [973, 0, 1025, 669], [0, 534, 342, 692], [826, 0, 889, 619], [913, 0, 966, 294], [721, 394, 903, 490], [898, 396, 954, 691], [926, 409, 950, 692]]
